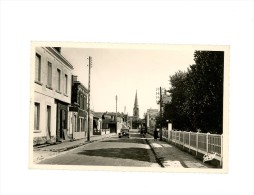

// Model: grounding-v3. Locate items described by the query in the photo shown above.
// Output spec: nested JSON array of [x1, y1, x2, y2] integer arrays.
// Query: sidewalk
[[145, 134, 215, 168], [34, 133, 116, 152], [33, 133, 116, 163]]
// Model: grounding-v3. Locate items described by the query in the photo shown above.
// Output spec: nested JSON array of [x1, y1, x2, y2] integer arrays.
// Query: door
[[60, 109, 65, 139]]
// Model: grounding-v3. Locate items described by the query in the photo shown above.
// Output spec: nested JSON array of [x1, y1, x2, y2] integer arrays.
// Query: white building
[[32, 47, 73, 145], [146, 108, 159, 129]]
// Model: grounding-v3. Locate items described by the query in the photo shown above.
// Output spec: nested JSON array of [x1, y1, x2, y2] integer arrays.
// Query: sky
[[61, 45, 195, 117]]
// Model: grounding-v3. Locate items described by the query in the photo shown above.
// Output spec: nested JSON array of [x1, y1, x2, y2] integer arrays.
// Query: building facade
[[69, 76, 88, 140], [33, 47, 73, 145]]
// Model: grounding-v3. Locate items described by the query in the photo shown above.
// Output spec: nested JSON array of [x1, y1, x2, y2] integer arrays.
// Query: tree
[[165, 51, 224, 133], [167, 71, 191, 130], [187, 51, 224, 133]]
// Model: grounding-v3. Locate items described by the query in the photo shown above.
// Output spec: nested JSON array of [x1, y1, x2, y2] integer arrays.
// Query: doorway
[[46, 106, 51, 140], [60, 109, 67, 139]]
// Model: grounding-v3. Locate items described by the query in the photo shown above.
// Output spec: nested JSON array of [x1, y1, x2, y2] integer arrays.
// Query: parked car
[[118, 128, 130, 138]]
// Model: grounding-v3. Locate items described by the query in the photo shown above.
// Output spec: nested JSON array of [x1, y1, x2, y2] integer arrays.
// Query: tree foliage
[[163, 51, 224, 134]]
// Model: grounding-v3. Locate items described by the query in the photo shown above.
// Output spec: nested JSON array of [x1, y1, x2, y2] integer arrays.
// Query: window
[[80, 94, 83, 109], [57, 69, 61, 91], [64, 74, 68, 94], [34, 103, 40, 130], [84, 95, 87, 110], [47, 61, 52, 88], [73, 115, 77, 132], [80, 117, 84, 132], [35, 53, 41, 82]]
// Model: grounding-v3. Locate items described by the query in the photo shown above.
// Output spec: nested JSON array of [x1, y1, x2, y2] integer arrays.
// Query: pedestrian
[[154, 128, 158, 141]]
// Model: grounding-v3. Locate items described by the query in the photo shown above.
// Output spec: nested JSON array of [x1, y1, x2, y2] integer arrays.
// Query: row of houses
[[32, 47, 128, 146]]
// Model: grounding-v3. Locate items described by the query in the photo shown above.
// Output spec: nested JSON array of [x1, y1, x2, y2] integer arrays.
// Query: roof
[[73, 81, 88, 93], [45, 47, 74, 70], [93, 112, 104, 118], [104, 112, 125, 117]]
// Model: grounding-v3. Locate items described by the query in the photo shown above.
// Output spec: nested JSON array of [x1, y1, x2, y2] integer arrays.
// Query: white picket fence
[[162, 129, 223, 166]]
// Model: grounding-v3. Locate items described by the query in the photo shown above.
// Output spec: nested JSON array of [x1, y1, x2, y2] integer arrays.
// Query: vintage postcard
[[29, 42, 229, 173]]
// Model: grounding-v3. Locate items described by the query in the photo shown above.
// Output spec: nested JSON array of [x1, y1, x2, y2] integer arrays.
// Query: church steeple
[[134, 90, 138, 107], [133, 90, 139, 120]]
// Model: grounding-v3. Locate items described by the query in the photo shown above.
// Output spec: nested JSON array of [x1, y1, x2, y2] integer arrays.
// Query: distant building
[[101, 112, 124, 133], [92, 112, 103, 135], [33, 47, 73, 145], [146, 108, 159, 130], [162, 94, 172, 104]]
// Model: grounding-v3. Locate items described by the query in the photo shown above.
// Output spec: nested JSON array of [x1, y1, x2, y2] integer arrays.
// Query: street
[[37, 129, 213, 168], [38, 129, 159, 167]]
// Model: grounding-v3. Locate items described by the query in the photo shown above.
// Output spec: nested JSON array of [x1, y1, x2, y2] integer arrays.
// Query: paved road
[[37, 129, 213, 169], [38, 129, 160, 167]]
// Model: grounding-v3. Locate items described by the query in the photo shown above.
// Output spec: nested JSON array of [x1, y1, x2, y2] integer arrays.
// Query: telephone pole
[[87, 56, 92, 141], [159, 87, 163, 141], [156, 87, 163, 141], [115, 95, 118, 134], [156, 87, 170, 141]]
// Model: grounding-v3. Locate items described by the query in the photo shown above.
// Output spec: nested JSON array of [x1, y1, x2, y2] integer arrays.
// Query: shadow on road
[[77, 147, 150, 162], [101, 138, 145, 144]]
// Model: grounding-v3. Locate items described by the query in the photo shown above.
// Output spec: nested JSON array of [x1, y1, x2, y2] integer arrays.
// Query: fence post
[[168, 123, 172, 143], [174, 131, 177, 144], [196, 132, 199, 156], [220, 134, 223, 167], [183, 131, 185, 149], [206, 133, 210, 154]]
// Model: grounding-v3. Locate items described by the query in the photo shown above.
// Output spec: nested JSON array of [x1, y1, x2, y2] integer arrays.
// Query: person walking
[[153, 128, 158, 141]]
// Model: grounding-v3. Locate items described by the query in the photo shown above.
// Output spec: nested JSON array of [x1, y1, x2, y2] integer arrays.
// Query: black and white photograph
[[30, 43, 229, 172], [1, 1, 254, 195]]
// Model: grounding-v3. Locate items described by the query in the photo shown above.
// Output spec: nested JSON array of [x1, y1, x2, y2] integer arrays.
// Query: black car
[[118, 128, 130, 138]]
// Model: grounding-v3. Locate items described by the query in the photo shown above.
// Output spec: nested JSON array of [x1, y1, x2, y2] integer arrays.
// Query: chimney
[[72, 75, 77, 83], [71, 75, 78, 88], [54, 47, 61, 53]]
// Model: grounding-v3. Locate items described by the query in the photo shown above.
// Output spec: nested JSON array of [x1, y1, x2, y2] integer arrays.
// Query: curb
[[36, 134, 115, 152], [145, 138, 165, 168]]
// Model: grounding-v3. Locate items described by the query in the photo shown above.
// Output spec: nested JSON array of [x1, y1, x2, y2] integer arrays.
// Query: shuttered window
[[80, 94, 83, 109], [34, 103, 40, 130], [57, 69, 61, 91], [64, 74, 68, 94], [47, 61, 52, 87], [35, 53, 41, 82]]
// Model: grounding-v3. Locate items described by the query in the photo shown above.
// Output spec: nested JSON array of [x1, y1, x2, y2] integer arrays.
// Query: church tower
[[133, 90, 139, 120]]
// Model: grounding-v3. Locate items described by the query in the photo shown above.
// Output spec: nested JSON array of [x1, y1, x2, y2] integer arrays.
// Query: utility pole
[[159, 87, 163, 141], [87, 56, 92, 141], [115, 95, 118, 134]]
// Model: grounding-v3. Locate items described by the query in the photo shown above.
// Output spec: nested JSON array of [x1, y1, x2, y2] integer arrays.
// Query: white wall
[[33, 92, 56, 138], [34, 47, 72, 104]]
